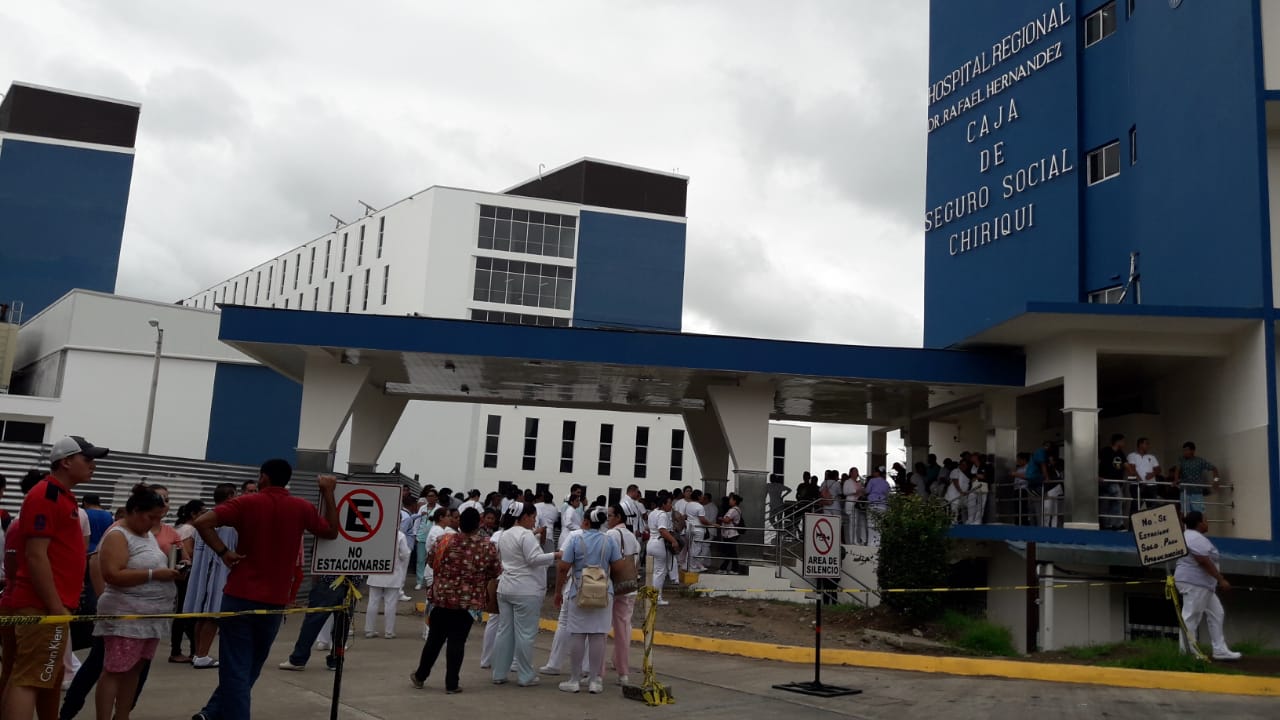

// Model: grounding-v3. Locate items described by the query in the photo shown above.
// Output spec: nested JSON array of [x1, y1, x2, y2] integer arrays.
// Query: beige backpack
[[575, 535, 609, 609]]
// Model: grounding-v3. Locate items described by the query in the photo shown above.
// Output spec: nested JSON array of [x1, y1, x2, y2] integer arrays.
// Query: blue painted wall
[[1080, 0, 1264, 308], [205, 362, 302, 466], [0, 139, 133, 316], [924, 1, 1267, 347], [924, 0, 1080, 348], [572, 210, 685, 331]]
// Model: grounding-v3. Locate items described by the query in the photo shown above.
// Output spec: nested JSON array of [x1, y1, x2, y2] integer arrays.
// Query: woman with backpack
[[554, 506, 624, 695]]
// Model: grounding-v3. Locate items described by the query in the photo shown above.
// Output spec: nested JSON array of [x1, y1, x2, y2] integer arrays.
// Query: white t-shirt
[[1128, 452, 1161, 484], [945, 468, 970, 501], [1175, 529, 1219, 588], [561, 504, 582, 533], [459, 499, 485, 517], [621, 496, 646, 536], [685, 501, 706, 532], [646, 509, 672, 549], [673, 498, 688, 517], [535, 502, 559, 531], [426, 524, 455, 558], [841, 478, 861, 506], [606, 525, 641, 560]]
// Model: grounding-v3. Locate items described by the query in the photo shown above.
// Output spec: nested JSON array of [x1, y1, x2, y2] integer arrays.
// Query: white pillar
[[1061, 345, 1099, 527], [296, 351, 370, 472], [865, 426, 888, 476], [347, 384, 409, 474], [705, 380, 774, 553], [986, 392, 1019, 523]]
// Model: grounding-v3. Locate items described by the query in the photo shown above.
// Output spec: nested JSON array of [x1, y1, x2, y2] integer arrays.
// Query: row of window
[[201, 265, 392, 313], [469, 310, 571, 327], [478, 205, 578, 259], [482, 417, 707, 481], [189, 216, 387, 310], [472, 257, 573, 310]]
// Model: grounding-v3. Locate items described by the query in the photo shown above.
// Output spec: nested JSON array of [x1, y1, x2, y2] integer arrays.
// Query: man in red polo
[[191, 459, 338, 720], [0, 436, 108, 720]]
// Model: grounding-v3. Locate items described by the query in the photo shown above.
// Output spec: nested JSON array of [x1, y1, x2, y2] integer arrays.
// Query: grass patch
[[1061, 643, 1121, 660], [940, 610, 1018, 657], [1097, 639, 1238, 674]]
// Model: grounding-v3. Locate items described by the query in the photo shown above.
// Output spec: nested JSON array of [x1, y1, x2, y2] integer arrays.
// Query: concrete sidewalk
[[112, 613, 1273, 720]]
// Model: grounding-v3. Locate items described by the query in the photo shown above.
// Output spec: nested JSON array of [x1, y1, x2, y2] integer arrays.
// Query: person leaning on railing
[[1171, 441, 1220, 514]]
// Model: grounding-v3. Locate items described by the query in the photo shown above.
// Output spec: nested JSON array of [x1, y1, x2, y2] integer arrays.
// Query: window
[[362, 268, 371, 311], [484, 414, 501, 468], [283, 297, 289, 309], [772, 436, 786, 478], [297, 292, 303, 309], [560, 420, 576, 473], [478, 205, 578, 259], [324, 239, 331, 278], [1129, 125, 1137, 165], [1088, 285, 1125, 304], [634, 426, 649, 478], [233, 280, 239, 304], [294, 253, 301, 289], [280, 260, 287, 294], [469, 309, 570, 327], [340, 232, 348, 273], [220, 286, 226, 304], [308, 247, 316, 284], [472, 257, 573, 310], [254, 271, 261, 303], [670, 429, 685, 481], [313, 286, 319, 310], [345, 276, 353, 312], [0, 419, 45, 443], [1084, 2, 1117, 47], [377, 216, 385, 258], [598, 423, 613, 476], [266, 266, 273, 300], [328, 281, 335, 311], [381, 266, 390, 305], [522, 417, 539, 471], [358, 225, 365, 266], [1086, 141, 1121, 185]]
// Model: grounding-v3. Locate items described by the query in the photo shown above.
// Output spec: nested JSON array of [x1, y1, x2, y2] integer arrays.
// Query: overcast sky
[[2, 0, 927, 473]]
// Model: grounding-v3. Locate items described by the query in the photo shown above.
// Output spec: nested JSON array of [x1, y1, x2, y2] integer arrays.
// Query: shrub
[[941, 610, 1018, 656], [875, 493, 953, 618]]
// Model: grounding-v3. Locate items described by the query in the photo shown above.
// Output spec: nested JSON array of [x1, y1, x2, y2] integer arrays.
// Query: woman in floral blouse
[[409, 508, 501, 694]]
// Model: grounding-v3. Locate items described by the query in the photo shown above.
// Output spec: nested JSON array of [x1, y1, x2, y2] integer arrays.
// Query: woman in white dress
[[644, 491, 679, 606], [365, 529, 412, 638], [554, 506, 623, 695], [94, 485, 181, 720]]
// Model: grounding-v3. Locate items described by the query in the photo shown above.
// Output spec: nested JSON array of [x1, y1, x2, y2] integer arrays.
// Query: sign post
[[1131, 505, 1188, 567], [773, 514, 861, 699], [312, 481, 401, 720]]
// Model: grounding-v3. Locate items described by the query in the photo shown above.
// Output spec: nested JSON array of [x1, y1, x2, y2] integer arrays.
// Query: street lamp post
[[142, 319, 164, 455]]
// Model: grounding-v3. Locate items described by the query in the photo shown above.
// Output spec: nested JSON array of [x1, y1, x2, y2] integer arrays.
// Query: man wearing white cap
[[0, 436, 108, 720]]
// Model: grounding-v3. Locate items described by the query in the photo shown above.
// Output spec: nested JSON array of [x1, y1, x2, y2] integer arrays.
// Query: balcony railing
[[992, 476, 1233, 530]]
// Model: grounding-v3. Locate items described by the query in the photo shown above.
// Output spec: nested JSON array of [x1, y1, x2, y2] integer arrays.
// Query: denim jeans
[[1100, 481, 1126, 529], [198, 595, 285, 720], [287, 581, 346, 667]]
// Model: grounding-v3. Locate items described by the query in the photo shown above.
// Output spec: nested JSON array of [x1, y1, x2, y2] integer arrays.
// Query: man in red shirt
[[0, 435, 108, 720], [190, 459, 338, 720]]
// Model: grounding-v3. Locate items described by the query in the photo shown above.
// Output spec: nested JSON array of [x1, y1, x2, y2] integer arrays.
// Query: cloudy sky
[[2, 0, 928, 471]]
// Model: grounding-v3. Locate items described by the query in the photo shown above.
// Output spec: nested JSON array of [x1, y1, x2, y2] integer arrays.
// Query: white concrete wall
[[928, 413, 986, 462], [1262, 0, 1280, 90]]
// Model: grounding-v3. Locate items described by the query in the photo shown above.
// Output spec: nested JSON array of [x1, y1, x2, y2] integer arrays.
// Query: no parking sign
[[312, 481, 401, 574]]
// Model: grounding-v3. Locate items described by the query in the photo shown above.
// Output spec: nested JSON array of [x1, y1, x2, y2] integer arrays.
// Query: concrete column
[[866, 426, 888, 476], [985, 392, 1019, 523], [682, 408, 730, 487], [1061, 345, 1099, 527], [903, 418, 932, 469], [347, 383, 409, 475], [705, 380, 774, 557], [295, 350, 370, 473]]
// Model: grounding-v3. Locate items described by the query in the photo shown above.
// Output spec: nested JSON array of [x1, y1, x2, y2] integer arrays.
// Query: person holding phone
[[93, 485, 182, 720]]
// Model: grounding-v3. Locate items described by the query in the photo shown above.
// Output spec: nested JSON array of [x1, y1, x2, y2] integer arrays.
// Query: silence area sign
[[803, 513, 842, 579], [312, 481, 401, 574], [1131, 505, 1188, 567]]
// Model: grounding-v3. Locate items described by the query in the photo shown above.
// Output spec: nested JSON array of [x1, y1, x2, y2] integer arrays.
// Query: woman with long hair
[[94, 485, 182, 720]]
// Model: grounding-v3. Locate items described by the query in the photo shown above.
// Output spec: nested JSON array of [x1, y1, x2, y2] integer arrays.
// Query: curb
[[533, 618, 1280, 697]]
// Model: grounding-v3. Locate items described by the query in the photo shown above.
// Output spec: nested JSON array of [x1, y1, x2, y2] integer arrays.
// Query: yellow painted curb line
[[534, 617, 1280, 697]]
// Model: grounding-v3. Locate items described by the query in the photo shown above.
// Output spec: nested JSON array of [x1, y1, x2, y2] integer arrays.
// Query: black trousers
[[719, 536, 742, 573], [413, 607, 473, 691]]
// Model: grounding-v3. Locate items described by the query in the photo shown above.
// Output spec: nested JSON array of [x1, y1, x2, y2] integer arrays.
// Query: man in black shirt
[[1098, 433, 1134, 530]]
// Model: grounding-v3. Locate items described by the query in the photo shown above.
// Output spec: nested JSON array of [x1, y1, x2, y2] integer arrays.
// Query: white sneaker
[[384, 632, 397, 639], [399, 594, 412, 601], [414, 583, 423, 590], [558, 679, 581, 693], [656, 599, 669, 606], [278, 660, 305, 671], [315, 641, 330, 651], [588, 679, 604, 694], [1213, 650, 1243, 661], [616, 675, 629, 686], [518, 676, 541, 687], [364, 631, 377, 638], [539, 665, 561, 675]]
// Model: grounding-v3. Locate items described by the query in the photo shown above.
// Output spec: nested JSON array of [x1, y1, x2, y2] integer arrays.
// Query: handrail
[[992, 475, 1234, 529]]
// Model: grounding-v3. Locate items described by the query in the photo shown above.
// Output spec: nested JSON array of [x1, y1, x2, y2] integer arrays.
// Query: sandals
[[169, 655, 192, 664]]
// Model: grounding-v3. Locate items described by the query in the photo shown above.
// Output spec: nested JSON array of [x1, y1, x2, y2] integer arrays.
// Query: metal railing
[[991, 475, 1233, 530]]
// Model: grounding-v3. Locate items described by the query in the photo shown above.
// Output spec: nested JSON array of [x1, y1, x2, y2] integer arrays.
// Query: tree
[[875, 493, 952, 618]]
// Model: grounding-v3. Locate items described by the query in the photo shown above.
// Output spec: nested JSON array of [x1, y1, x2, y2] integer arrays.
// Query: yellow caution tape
[[1165, 575, 1210, 662], [686, 579, 1165, 595], [636, 585, 675, 706], [0, 604, 347, 626]]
